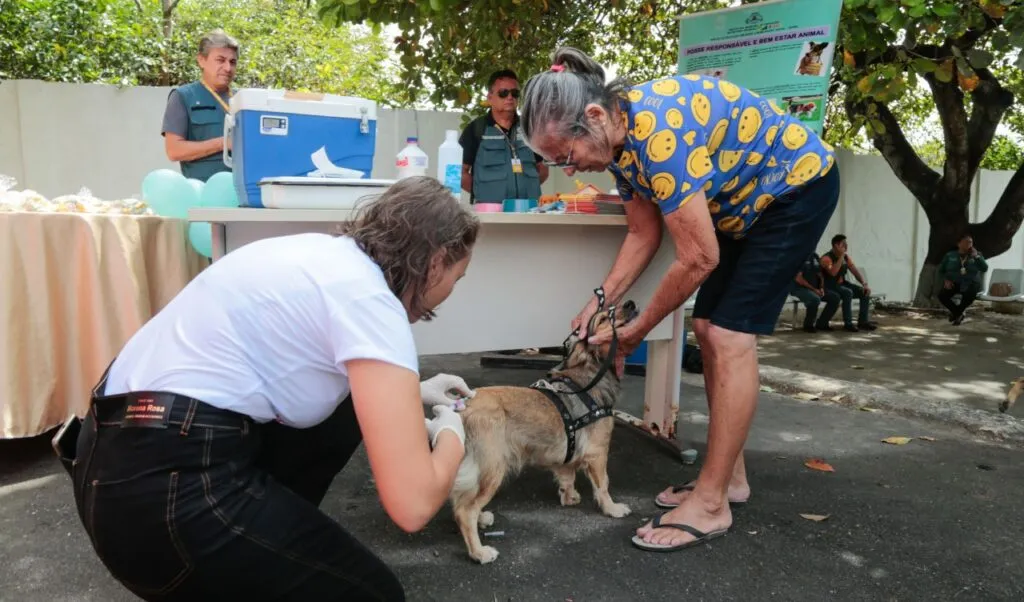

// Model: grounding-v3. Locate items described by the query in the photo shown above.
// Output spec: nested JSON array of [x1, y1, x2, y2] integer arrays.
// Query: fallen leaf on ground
[[881, 436, 912, 445], [799, 513, 830, 522], [860, 407, 881, 412], [829, 394, 846, 402], [943, 366, 954, 372], [805, 458, 835, 472], [850, 365, 865, 370], [759, 385, 775, 393], [917, 436, 936, 442], [793, 392, 821, 401]]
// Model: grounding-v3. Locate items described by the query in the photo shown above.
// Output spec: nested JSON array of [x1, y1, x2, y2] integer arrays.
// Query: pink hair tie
[[550, 64, 565, 72]]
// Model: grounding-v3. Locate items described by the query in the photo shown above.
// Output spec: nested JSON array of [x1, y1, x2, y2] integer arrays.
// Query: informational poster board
[[678, 0, 843, 134]]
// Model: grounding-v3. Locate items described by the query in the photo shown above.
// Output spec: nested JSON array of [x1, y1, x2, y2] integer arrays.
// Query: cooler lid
[[259, 177, 396, 187], [232, 89, 378, 120]]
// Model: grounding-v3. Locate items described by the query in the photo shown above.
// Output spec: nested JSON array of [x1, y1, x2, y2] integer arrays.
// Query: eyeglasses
[[544, 134, 579, 169], [496, 88, 520, 99]]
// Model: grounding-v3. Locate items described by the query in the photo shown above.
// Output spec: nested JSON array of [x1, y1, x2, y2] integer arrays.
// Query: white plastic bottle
[[436, 130, 463, 199], [396, 136, 429, 180]]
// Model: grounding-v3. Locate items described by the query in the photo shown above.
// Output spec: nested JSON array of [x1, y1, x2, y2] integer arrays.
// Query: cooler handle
[[223, 113, 235, 168]]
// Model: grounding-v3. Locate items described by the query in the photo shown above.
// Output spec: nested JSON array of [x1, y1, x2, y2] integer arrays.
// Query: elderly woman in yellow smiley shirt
[[520, 47, 839, 553]]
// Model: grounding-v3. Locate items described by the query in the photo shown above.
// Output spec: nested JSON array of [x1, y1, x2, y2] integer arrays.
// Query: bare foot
[[655, 479, 750, 507], [636, 496, 732, 547]]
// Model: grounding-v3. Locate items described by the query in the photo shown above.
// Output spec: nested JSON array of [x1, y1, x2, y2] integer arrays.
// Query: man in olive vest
[[161, 29, 239, 182], [820, 234, 878, 332], [459, 69, 549, 203], [937, 233, 988, 325]]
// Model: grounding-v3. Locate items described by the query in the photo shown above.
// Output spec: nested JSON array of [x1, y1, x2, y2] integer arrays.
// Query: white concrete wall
[[0, 79, 1017, 302]]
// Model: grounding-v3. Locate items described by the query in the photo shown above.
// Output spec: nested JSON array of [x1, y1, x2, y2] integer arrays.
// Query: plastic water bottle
[[396, 137, 428, 180], [436, 130, 463, 199]]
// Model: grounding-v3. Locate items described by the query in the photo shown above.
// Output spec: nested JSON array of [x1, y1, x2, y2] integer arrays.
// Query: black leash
[[535, 287, 621, 463]]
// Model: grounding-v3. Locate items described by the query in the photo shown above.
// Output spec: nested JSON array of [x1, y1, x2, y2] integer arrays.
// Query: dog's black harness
[[531, 287, 619, 464]]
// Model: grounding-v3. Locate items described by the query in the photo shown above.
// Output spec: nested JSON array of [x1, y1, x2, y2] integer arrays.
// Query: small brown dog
[[448, 301, 638, 564], [1001, 377, 1024, 413]]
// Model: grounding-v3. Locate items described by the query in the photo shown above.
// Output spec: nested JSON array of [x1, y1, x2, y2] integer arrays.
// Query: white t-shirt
[[104, 233, 419, 428]]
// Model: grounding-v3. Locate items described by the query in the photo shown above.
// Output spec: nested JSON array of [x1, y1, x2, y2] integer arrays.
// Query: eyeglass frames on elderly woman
[[544, 133, 579, 169]]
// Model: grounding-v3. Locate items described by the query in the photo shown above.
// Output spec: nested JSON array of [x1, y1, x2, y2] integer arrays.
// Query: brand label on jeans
[[122, 396, 171, 428]]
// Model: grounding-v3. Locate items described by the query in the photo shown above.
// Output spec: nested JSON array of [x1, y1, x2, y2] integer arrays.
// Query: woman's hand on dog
[[572, 296, 603, 339], [425, 405, 466, 450], [420, 373, 475, 407]]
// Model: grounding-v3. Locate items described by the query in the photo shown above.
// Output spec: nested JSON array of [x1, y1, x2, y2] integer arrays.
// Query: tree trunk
[[913, 193, 970, 307], [913, 264, 942, 307]]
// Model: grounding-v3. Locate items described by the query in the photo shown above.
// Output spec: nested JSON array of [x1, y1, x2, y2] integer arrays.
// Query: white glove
[[420, 373, 475, 407], [425, 405, 465, 449]]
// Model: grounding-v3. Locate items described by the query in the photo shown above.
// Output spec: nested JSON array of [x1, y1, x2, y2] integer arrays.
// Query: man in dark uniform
[[937, 233, 988, 325], [820, 234, 878, 332], [459, 70, 549, 203], [161, 29, 239, 182], [789, 251, 840, 332]]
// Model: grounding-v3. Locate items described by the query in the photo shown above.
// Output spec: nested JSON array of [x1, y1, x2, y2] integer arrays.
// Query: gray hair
[[198, 29, 240, 56], [520, 47, 630, 149]]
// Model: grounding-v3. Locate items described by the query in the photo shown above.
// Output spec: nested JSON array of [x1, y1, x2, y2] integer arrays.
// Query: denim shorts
[[693, 168, 840, 335]]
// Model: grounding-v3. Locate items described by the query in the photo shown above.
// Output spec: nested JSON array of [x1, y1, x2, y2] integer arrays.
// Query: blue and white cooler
[[225, 89, 387, 208]]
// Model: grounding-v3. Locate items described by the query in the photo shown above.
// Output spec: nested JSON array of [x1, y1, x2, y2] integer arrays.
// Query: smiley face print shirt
[[607, 75, 836, 238]]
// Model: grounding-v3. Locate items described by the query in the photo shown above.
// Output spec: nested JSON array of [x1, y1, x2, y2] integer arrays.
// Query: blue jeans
[[66, 376, 404, 601], [832, 282, 871, 326], [790, 285, 840, 329], [694, 168, 841, 335]]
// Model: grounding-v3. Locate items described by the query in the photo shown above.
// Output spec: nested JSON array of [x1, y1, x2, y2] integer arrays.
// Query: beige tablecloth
[[0, 212, 206, 439]]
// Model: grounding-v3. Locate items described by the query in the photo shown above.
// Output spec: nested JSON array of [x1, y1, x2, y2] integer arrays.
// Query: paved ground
[[2, 353, 1023, 601], [758, 306, 1024, 416]]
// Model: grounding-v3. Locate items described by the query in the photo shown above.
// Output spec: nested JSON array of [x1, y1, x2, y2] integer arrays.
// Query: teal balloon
[[186, 178, 205, 197], [141, 169, 196, 219], [188, 221, 213, 258], [200, 171, 239, 208]]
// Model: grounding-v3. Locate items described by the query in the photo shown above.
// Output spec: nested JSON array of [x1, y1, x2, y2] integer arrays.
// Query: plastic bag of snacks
[[0, 176, 153, 215], [0, 175, 50, 212]]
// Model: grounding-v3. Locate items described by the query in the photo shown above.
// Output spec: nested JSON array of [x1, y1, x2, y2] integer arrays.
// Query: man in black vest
[[790, 252, 840, 332], [820, 234, 878, 332], [459, 70, 549, 203], [161, 29, 239, 182]]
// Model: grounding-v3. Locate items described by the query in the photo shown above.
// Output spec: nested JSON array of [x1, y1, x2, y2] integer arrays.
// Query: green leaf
[[934, 59, 955, 82], [967, 49, 994, 69], [912, 57, 937, 73], [932, 3, 960, 18]]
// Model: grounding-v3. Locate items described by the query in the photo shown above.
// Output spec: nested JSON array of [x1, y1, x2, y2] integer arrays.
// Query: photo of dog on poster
[[794, 41, 833, 77]]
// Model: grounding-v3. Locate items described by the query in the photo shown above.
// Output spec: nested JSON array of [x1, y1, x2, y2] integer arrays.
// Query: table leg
[[210, 223, 227, 261], [613, 306, 685, 459]]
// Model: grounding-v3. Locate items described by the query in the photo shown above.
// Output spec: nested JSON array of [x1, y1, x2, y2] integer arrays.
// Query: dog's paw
[[478, 511, 495, 529], [559, 488, 582, 506], [602, 501, 632, 518], [471, 545, 500, 564]]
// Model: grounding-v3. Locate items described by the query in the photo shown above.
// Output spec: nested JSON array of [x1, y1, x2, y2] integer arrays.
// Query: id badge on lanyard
[[511, 157, 523, 174]]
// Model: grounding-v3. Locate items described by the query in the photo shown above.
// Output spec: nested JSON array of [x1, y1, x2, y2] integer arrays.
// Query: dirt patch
[[748, 306, 1024, 416]]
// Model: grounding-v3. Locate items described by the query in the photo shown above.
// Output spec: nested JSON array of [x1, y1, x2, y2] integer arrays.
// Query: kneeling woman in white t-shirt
[[60, 177, 478, 601]]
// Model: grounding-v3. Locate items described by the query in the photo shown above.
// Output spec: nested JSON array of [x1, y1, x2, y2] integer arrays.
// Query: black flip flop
[[654, 483, 749, 509], [631, 514, 729, 552]]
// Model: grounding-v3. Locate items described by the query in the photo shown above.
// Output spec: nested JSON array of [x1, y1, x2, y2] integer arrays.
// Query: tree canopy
[[0, 0, 400, 103]]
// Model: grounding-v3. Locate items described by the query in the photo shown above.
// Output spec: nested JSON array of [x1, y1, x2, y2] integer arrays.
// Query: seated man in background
[[820, 234, 878, 332], [938, 233, 988, 325], [790, 252, 840, 332]]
